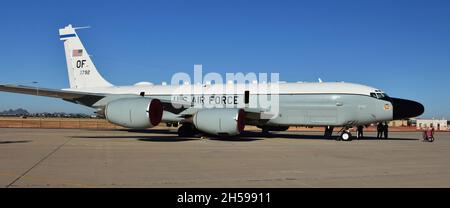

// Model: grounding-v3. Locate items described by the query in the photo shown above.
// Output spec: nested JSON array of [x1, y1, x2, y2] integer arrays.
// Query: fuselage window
[[370, 93, 378, 98]]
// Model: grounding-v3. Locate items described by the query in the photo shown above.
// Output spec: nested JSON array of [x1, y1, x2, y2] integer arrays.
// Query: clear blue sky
[[0, 0, 449, 118]]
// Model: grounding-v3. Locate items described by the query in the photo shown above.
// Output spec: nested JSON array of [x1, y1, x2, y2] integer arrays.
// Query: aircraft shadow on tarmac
[[72, 129, 419, 142], [72, 135, 197, 142], [72, 131, 260, 142], [125, 129, 262, 142], [126, 129, 263, 142], [0, 140, 32, 144], [246, 132, 420, 141], [124, 129, 419, 141]]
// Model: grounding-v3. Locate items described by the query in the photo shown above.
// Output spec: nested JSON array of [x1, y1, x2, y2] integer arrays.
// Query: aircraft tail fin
[[59, 24, 113, 89]]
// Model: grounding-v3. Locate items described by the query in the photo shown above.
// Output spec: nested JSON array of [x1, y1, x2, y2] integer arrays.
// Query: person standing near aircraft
[[357, 125, 364, 139], [423, 124, 435, 142], [377, 123, 383, 139], [383, 122, 389, 139]]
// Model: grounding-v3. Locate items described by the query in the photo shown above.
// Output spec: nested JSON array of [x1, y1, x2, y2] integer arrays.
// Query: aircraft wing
[[0, 84, 188, 114], [0, 84, 273, 118], [0, 84, 106, 106]]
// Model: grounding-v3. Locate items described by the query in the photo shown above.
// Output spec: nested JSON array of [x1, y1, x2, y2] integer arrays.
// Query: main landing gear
[[324, 126, 334, 138], [177, 123, 199, 137]]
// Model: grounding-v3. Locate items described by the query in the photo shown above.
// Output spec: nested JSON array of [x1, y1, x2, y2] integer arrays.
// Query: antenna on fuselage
[[73, 26, 91, 30]]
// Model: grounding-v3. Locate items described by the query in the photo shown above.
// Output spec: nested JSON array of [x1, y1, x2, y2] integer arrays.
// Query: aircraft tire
[[340, 132, 352, 141]]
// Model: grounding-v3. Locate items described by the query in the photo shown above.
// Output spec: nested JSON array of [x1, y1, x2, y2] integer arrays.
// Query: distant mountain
[[0, 108, 30, 115], [0, 108, 97, 118]]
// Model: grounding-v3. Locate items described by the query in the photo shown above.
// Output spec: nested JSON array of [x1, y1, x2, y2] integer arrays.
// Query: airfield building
[[415, 118, 448, 131]]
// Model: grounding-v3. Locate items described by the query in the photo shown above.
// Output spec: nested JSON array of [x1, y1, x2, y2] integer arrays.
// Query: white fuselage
[[64, 82, 394, 127]]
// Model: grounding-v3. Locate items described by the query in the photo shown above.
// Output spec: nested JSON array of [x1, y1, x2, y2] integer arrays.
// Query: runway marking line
[[5, 137, 73, 188]]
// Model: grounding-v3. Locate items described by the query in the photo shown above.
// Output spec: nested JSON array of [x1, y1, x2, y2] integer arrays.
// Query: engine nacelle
[[105, 98, 163, 129], [193, 109, 245, 136]]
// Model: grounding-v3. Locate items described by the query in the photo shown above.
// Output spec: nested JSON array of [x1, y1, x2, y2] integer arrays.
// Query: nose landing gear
[[340, 131, 352, 141], [336, 127, 352, 141]]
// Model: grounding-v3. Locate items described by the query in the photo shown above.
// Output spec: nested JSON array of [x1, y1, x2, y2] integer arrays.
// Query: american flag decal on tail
[[72, 49, 83, 57]]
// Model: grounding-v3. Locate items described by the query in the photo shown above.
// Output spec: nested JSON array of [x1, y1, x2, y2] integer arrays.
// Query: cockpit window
[[370, 92, 389, 99]]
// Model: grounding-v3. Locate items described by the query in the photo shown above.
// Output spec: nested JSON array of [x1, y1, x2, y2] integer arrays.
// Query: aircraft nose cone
[[391, 98, 424, 120]]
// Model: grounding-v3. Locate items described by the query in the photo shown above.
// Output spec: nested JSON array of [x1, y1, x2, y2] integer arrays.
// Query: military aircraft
[[0, 25, 424, 141]]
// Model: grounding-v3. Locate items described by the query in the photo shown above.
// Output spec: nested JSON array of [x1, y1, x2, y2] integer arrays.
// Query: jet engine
[[105, 98, 163, 129], [192, 109, 245, 136]]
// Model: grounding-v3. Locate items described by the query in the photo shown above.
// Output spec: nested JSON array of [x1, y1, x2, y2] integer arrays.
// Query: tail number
[[76, 60, 86, 68], [76, 60, 90, 75], [80, 70, 90, 75]]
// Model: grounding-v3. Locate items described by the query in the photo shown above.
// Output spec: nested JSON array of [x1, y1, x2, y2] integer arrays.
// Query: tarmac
[[0, 128, 449, 187]]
